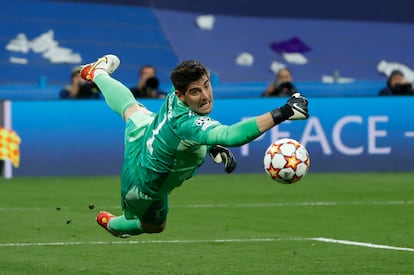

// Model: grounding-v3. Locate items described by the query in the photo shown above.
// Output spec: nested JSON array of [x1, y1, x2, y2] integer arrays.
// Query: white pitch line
[[1, 237, 413, 253], [1, 200, 412, 211], [0, 238, 298, 248], [309, 237, 414, 252], [175, 200, 414, 208]]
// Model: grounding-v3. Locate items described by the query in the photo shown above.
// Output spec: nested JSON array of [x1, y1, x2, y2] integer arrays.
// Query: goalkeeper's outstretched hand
[[286, 92, 309, 120], [270, 92, 309, 124], [208, 145, 237, 173]]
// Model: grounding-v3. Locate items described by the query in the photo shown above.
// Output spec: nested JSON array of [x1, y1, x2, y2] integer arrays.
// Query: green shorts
[[123, 186, 169, 225]]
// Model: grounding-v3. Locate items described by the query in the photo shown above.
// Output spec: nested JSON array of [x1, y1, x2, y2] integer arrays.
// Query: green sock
[[94, 73, 137, 117], [108, 215, 145, 236]]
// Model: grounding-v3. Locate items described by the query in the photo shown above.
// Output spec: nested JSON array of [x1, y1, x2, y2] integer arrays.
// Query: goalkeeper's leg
[[80, 54, 150, 120], [94, 73, 138, 118], [96, 211, 143, 238], [96, 197, 167, 237]]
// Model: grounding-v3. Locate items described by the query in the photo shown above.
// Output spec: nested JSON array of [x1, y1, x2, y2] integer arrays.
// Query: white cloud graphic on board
[[5, 30, 82, 64]]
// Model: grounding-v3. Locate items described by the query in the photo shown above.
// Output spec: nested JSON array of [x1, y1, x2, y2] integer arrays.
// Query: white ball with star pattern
[[263, 138, 310, 184]]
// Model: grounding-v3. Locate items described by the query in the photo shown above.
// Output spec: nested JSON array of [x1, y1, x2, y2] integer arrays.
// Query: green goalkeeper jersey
[[122, 91, 262, 199]]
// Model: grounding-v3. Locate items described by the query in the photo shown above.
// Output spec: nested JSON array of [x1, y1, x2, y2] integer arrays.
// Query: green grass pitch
[[0, 173, 413, 274]]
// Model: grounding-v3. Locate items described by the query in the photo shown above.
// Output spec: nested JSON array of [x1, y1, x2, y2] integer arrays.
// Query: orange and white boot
[[80, 54, 120, 81], [96, 211, 130, 238]]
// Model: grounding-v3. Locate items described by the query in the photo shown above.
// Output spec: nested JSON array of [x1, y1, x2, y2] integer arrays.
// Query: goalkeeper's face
[[175, 74, 213, 115]]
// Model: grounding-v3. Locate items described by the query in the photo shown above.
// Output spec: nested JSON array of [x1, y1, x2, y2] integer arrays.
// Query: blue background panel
[[11, 97, 414, 177]]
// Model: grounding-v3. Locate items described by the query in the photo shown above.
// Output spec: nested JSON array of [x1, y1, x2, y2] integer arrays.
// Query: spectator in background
[[262, 67, 297, 97], [60, 66, 101, 99], [130, 65, 166, 98], [379, 69, 414, 96]]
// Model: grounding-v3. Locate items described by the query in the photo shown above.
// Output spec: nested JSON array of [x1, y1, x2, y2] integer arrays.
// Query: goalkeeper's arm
[[205, 93, 309, 146]]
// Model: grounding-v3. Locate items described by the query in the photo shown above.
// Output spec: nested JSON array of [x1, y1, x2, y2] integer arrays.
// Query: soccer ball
[[263, 138, 310, 184]]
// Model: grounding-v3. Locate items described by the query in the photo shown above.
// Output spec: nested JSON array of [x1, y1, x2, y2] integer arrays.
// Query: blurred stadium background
[[2, 0, 414, 98]]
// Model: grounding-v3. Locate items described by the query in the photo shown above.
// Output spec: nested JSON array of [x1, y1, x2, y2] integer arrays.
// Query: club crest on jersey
[[195, 117, 217, 130]]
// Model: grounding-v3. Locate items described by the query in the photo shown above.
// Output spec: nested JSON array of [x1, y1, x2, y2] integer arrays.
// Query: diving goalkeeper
[[80, 55, 309, 237]]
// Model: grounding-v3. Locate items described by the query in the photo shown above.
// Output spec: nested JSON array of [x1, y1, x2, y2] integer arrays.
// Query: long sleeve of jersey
[[205, 117, 262, 147]]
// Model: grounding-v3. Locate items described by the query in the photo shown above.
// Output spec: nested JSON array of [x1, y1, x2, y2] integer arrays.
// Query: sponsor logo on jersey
[[195, 116, 218, 130]]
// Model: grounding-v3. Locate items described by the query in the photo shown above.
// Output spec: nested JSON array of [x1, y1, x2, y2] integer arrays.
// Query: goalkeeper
[[80, 55, 309, 238]]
